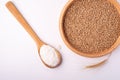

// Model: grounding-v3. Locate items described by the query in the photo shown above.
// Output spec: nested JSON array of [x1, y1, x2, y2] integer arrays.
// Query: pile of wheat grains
[[63, 0, 120, 54]]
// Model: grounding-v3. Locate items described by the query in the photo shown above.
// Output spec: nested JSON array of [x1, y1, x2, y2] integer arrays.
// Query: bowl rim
[[59, 0, 120, 58]]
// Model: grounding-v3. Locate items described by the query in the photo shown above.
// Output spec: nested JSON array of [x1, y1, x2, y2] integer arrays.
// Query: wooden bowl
[[59, 0, 120, 57]]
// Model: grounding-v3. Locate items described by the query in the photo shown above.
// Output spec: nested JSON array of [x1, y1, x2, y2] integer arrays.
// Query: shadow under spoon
[[6, 1, 62, 68]]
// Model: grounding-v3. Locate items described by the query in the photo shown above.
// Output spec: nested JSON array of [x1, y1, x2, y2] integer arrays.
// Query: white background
[[0, 0, 120, 80]]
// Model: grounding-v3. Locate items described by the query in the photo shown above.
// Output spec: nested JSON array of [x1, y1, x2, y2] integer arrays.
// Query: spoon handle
[[6, 1, 43, 49]]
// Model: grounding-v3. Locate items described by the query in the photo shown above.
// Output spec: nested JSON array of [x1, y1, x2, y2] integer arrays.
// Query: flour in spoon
[[40, 45, 60, 67]]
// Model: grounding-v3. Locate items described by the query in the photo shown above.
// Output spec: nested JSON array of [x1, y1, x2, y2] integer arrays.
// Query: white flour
[[40, 45, 60, 67]]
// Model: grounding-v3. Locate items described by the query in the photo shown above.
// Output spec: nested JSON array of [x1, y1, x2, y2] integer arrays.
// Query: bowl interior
[[59, 0, 120, 57]]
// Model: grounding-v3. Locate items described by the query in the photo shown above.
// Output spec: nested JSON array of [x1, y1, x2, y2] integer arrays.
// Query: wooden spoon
[[6, 1, 62, 68]]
